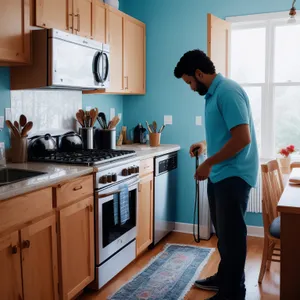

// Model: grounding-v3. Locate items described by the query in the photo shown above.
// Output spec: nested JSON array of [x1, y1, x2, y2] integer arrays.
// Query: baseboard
[[174, 222, 264, 238]]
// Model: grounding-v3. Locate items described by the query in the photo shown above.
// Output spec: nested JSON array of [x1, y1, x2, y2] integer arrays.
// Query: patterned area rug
[[108, 243, 215, 300]]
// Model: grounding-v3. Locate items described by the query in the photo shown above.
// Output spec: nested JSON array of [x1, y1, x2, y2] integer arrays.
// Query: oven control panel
[[96, 161, 140, 189]]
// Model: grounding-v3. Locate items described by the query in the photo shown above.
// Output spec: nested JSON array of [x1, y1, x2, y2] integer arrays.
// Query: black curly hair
[[174, 49, 216, 78]]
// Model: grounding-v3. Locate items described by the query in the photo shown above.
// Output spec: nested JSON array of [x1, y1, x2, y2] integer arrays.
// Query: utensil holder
[[94, 128, 116, 149], [79, 127, 94, 150], [149, 133, 161, 147], [11, 136, 28, 163]]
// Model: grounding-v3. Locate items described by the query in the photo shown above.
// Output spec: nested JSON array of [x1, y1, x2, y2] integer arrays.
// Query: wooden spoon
[[14, 121, 20, 133], [152, 121, 157, 133], [19, 114, 27, 128], [76, 112, 84, 127], [6, 120, 21, 138], [21, 121, 33, 137], [89, 109, 97, 127], [108, 116, 120, 129]]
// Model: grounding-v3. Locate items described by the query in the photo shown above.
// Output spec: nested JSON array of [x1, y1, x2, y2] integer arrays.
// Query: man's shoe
[[194, 274, 219, 291]]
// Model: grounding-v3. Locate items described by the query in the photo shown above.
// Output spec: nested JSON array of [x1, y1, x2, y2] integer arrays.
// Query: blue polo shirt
[[204, 73, 259, 188]]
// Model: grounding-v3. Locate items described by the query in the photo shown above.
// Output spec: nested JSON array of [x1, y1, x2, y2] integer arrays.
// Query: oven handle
[[97, 179, 140, 199]]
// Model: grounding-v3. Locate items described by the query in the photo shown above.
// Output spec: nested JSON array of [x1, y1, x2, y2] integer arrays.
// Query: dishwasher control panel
[[155, 152, 178, 176]]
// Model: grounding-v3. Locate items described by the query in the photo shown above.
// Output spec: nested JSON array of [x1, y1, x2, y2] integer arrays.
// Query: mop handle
[[193, 147, 201, 243]]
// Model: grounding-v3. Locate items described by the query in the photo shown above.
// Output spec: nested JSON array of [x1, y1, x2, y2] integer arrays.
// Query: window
[[228, 12, 300, 158]]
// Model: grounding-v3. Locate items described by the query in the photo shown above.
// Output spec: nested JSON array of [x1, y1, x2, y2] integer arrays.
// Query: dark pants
[[207, 176, 251, 299]]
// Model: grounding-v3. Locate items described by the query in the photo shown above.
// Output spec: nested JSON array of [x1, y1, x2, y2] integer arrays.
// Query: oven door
[[95, 176, 139, 265]]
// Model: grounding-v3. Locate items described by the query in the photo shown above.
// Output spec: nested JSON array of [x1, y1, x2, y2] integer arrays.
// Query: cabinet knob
[[22, 240, 31, 249], [11, 245, 18, 254]]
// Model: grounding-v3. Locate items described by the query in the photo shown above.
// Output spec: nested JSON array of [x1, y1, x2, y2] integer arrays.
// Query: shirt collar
[[205, 73, 224, 100]]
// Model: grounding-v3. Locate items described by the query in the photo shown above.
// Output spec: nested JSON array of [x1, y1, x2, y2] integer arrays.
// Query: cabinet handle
[[124, 76, 128, 90], [75, 14, 81, 32], [11, 245, 18, 254], [73, 185, 83, 191], [22, 240, 31, 249]]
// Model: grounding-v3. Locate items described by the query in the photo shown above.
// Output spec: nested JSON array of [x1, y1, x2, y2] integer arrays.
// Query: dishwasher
[[150, 151, 178, 247]]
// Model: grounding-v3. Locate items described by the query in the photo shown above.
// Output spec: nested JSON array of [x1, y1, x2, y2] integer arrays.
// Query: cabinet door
[[73, 0, 93, 38], [59, 197, 94, 300], [0, 0, 31, 64], [137, 173, 153, 256], [21, 214, 59, 300], [106, 7, 124, 93], [36, 0, 70, 32], [93, 0, 106, 43], [124, 17, 145, 94], [0, 231, 23, 300]]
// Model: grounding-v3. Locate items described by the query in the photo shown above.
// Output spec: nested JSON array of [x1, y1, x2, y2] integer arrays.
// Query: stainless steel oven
[[91, 161, 140, 290]]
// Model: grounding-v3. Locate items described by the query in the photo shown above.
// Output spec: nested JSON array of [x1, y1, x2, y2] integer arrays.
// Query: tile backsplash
[[11, 89, 82, 136]]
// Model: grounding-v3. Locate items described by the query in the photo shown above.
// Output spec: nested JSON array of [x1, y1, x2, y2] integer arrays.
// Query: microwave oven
[[11, 28, 110, 91]]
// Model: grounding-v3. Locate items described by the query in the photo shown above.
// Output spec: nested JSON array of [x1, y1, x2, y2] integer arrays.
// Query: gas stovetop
[[29, 149, 136, 166]]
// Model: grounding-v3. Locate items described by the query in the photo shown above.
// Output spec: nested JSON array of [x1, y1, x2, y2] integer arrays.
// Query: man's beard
[[195, 78, 208, 96]]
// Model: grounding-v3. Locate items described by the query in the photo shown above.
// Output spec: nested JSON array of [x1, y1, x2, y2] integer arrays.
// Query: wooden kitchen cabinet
[[0, 231, 23, 300], [0, 0, 31, 65], [35, 0, 70, 32], [105, 6, 124, 93], [137, 171, 153, 256], [35, 0, 93, 39], [58, 196, 94, 300], [124, 16, 146, 94], [21, 214, 59, 300], [93, 0, 106, 43]]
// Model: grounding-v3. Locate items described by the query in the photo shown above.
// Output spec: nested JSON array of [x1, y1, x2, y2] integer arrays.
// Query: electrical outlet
[[118, 113, 122, 120], [0, 116, 4, 129], [110, 108, 115, 120], [196, 116, 202, 126], [164, 115, 172, 125], [5, 108, 11, 121]]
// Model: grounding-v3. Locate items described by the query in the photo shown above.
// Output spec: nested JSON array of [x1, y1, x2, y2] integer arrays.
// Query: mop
[[193, 147, 201, 243]]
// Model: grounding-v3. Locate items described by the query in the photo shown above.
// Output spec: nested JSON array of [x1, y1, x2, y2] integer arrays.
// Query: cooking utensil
[[146, 121, 153, 133], [76, 112, 85, 127], [6, 120, 21, 138], [158, 125, 166, 133], [152, 121, 157, 133], [59, 131, 83, 152], [90, 108, 98, 127], [98, 112, 107, 129], [28, 134, 57, 157], [108, 116, 120, 129], [21, 121, 33, 137], [19, 114, 27, 128], [14, 121, 20, 133]]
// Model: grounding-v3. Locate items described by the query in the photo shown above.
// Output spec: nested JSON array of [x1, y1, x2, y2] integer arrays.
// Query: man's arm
[[206, 124, 250, 167]]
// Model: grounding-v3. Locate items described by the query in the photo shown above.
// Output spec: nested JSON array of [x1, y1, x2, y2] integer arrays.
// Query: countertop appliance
[[11, 28, 110, 90], [151, 152, 177, 246]]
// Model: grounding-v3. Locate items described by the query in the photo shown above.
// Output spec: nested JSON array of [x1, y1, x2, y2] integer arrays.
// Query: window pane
[[275, 86, 300, 153], [231, 28, 266, 83], [274, 24, 300, 83], [243, 86, 262, 153]]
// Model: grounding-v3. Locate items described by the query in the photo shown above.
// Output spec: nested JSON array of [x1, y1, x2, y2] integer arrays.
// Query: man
[[174, 49, 259, 300]]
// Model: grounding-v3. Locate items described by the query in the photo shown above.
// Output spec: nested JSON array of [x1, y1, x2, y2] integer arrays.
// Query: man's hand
[[189, 141, 207, 157], [194, 160, 212, 181]]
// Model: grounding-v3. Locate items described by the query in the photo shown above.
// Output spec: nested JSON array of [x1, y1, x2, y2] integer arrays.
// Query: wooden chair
[[258, 160, 283, 284]]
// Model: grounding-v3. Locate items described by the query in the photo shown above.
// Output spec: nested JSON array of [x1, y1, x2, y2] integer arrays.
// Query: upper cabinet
[[35, 0, 93, 39], [124, 16, 145, 94], [0, 0, 31, 65], [35, 0, 70, 32], [93, 0, 106, 43]]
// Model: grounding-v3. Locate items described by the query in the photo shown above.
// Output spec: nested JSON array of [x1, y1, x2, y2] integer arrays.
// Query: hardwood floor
[[79, 232, 280, 300]]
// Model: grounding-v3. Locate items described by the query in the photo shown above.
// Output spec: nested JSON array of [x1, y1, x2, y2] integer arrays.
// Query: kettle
[[58, 131, 83, 152], [28, 133, 57, 158]]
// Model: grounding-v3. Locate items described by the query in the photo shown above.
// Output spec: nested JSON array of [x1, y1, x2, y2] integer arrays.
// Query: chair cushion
[[269, 216, 280, 239]]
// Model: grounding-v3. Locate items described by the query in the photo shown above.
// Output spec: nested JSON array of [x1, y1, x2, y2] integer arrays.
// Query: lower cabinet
[[58, 196, 94, 300], [0, 214, 59, 300], [136, 172, 154, 256]]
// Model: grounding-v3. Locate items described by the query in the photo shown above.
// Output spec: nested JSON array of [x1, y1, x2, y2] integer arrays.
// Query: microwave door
[[102, 52, 109, 84]]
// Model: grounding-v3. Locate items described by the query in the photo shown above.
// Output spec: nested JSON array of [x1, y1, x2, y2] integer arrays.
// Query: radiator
[[247, 172, 262, 213]]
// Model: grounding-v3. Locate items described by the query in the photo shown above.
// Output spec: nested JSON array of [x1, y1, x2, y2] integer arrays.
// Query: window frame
[[227, 11, 300, 159]]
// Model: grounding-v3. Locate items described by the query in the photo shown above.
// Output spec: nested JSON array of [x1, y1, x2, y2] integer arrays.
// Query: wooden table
[[277, 172, 300, 300]]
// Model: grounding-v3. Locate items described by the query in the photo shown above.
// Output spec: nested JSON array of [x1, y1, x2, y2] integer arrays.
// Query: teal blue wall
[[0, 68, 11, 147], [122, 0, 288, 226]]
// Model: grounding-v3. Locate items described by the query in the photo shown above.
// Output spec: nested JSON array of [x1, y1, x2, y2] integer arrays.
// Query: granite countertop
[[0, 144, 180, 201], [0, 163, 94, 201], [95, 144, 181, 171]]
